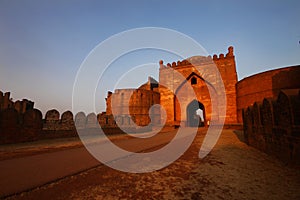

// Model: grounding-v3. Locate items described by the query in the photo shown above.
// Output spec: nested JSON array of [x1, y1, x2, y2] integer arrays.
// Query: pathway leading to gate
[[2, 129, 300, 199], [0, 129, 180, 198]]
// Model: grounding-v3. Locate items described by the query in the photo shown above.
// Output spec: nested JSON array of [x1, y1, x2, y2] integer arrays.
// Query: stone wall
[[0, 91, 34, 114], [237, 65, 300, 123], [0, 103, 151, 144], [104, 87, 161, 128], [0, 108, 43, 143], [159, 46, 238, 126], [2, 49, 299, 145], [0, 89, 127, 144], [243, 89, 300, 165]]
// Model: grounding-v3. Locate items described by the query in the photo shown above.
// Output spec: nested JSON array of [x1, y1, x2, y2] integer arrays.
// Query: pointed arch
[[174, 72, 217, 96], [186, 100, 205, 127]]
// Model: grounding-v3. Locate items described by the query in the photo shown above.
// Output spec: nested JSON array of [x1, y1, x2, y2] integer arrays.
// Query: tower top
[[226, 46, 234, 57]]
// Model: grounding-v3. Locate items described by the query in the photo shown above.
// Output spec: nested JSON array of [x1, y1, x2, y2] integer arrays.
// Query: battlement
[[212, 46, 234, 60], [159, 46, 235, 69], [0, 90, 34, 113]]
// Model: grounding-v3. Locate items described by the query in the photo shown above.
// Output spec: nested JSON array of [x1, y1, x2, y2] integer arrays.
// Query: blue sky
[[0, 0, 299, 115]]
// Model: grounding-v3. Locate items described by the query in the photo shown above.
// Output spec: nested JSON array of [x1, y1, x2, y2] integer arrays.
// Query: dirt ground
[[0, 134, 132, 161], [6, 129, 300, 200]]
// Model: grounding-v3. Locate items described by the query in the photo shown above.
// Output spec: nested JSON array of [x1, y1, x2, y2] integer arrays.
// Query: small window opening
[[191, 77, 197, 85]]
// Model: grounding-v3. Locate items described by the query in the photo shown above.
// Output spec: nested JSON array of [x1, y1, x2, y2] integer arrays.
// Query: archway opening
[[187, 100, 205, 127]]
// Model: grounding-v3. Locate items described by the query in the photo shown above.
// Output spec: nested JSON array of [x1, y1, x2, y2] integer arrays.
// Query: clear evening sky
[[0, 0, 299, 115]]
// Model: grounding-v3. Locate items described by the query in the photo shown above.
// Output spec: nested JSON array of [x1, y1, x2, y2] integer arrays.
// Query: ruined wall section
[[243, 89, 300, 165], [104, 88, 161, 128], [138, 76, 159, 92], [237, 66, 300, 123], [0, 108, 43, 143], [0, 105, 111, 144], [0, 91, 34, 114]]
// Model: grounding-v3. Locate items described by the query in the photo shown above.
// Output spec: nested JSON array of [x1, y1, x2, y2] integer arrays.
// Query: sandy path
[[0, 134, 130, 161], [6, 129, 300, 200], [0, 129, 179, 197]]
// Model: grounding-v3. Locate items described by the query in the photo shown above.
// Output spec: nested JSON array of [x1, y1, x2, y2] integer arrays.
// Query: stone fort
[[101, 46, 238, 129], [101, 46, 299, 130], [0, 46, 299, 164]]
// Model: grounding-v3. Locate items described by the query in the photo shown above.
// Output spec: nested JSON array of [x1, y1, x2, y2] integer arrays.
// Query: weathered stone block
[[75, 112, 86, 129]]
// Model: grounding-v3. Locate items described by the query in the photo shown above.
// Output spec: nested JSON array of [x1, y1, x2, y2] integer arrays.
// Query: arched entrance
[[186, 100, 205, 127]]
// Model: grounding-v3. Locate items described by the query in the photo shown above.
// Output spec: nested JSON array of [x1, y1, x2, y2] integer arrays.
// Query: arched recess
[[173, 72, 218, 124], [186, 100, 205, 127], [174, 72, 217, 95]]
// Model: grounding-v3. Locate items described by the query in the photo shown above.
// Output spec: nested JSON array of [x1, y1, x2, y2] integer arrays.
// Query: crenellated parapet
[[243, 89, 300, 165], [212, 46, 234, 60], [159, 46, 235, 69], [43, 109, 60, 131], [159, 56, 212, 69]]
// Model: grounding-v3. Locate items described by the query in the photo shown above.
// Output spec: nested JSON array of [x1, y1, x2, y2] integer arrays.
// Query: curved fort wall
[[236, 66, 300, 123], [243, 89, 300, 165]]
